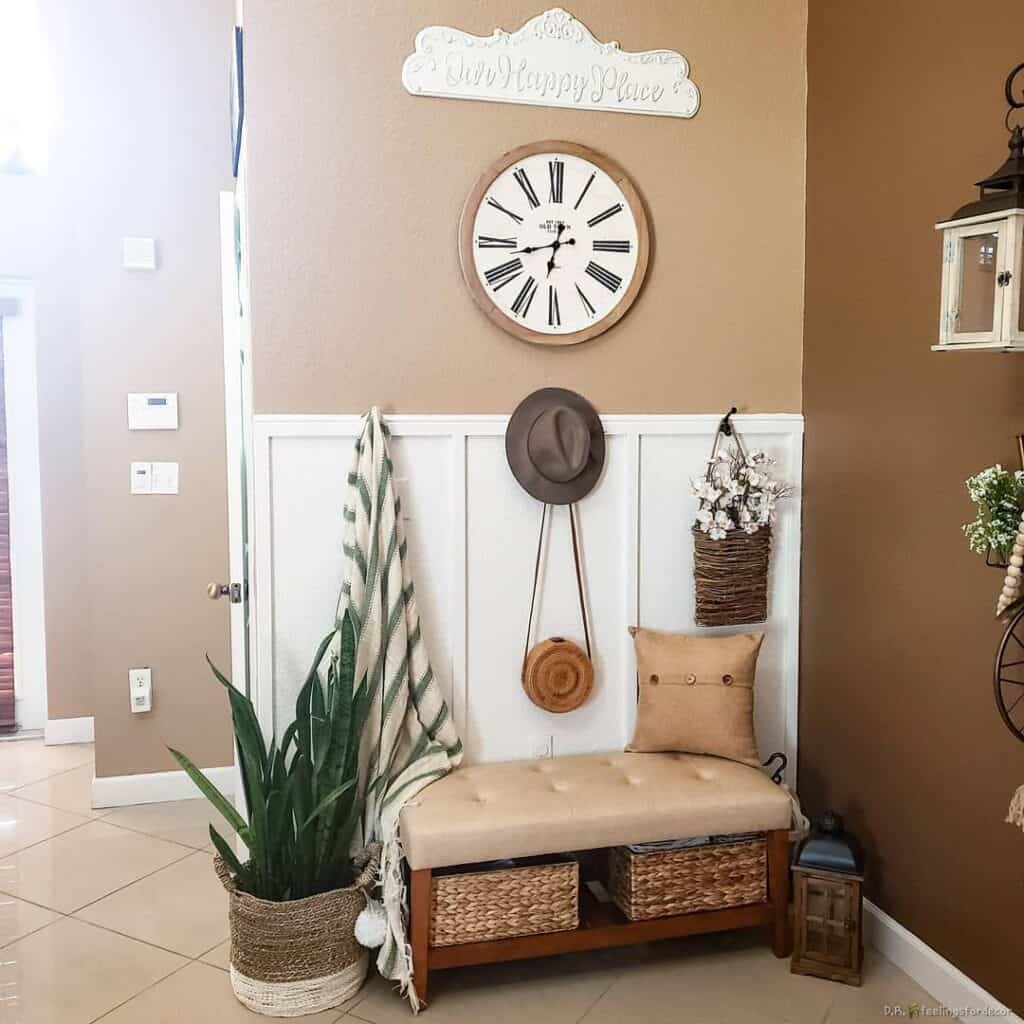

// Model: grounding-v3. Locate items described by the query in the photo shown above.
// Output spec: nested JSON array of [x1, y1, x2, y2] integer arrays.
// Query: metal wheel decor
[[994, 603, 1024, 742]]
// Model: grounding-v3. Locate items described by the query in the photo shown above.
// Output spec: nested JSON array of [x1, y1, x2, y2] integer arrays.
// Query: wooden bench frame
[[409, 828, 791, 1006]]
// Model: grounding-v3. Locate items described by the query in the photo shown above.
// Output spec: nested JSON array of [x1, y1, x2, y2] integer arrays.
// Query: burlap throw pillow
[[626, 627, 764, 766]]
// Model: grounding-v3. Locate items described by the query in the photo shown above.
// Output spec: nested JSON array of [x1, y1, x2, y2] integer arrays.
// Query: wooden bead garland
[[996, 522, 1024, 617]]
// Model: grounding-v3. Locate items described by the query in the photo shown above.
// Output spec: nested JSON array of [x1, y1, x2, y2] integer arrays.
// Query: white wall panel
[[253, 414, 803, 781]]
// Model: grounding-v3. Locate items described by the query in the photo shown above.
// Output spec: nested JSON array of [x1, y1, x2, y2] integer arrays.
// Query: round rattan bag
[[522, 636, 594, 713]]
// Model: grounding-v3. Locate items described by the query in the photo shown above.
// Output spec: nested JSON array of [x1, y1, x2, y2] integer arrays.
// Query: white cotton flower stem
[[996, 511, 1024, 617]]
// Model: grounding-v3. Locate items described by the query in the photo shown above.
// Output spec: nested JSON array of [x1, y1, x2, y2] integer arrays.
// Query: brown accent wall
[[245, 0, 808, 415], [0, 1, 236, 774], [801, 1, 1024, 1012]]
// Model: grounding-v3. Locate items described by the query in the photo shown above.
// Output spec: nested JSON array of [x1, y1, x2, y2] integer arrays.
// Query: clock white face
[[469, 151, 641, 337]]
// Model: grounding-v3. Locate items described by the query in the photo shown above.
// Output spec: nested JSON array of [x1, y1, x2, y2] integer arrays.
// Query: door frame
[[0, 279, 48, 733]]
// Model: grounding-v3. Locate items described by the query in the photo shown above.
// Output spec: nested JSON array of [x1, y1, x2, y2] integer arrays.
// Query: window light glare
[[0, 0, 51, 174]]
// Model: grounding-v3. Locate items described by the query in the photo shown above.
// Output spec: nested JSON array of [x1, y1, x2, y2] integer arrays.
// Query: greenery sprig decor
[[169, 610, 371, 902], [962, 465, 1024, 565]]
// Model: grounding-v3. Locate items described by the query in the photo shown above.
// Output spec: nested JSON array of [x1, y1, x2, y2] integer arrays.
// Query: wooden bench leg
[[410, 868, 431, 1008], [767, 828, 791, 958]]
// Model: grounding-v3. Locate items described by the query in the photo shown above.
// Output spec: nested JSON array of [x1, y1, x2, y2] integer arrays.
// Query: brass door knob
[[207, 582, 230, 600]]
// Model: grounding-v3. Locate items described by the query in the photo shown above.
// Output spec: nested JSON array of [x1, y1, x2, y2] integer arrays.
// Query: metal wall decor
[[994, 608, 1024, 743], [934, 63, 1024, 351]]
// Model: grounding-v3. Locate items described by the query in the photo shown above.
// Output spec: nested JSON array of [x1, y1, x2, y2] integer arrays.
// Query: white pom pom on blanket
[[355, 898, 388, 949]]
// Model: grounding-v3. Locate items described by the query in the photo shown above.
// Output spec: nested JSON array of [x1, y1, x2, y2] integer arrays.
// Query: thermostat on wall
[[127, 392, 178, 430]]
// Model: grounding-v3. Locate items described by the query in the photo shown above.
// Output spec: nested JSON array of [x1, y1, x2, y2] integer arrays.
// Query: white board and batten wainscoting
[[252, 412, 804, 780]]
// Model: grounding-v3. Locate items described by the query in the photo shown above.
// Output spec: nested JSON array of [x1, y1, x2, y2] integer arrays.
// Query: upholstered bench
[[400, 751, 793, 1003]]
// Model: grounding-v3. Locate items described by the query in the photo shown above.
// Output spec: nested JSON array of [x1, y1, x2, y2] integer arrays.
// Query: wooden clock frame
[[458, 140, 651, 347]]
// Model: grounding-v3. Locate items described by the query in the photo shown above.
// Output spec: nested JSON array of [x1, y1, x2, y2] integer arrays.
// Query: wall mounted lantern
[[935, 64, 1024, 351]]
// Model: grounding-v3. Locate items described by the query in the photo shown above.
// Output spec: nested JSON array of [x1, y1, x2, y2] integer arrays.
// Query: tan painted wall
[[245, 0, 808, 415], [801, 1, 1024, 1012], [1, 1, 236, 775]]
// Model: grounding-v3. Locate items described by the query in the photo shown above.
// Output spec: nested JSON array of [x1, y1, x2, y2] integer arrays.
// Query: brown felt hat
[[505, 388, 605, 505]]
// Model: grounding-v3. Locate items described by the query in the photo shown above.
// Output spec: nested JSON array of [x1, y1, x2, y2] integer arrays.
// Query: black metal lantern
[[935, 64, 1024, 351], [791, 811, 865, 987]]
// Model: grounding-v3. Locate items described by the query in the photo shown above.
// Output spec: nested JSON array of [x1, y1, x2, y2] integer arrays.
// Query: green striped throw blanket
[[337, 408, 462, 1009]]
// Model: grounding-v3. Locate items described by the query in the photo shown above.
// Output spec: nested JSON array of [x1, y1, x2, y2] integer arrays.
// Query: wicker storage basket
[[608, 838, 767, 922], [693, 527, 771, 627], [215, 852, 376, 1017], [430, 858, 579, 947]]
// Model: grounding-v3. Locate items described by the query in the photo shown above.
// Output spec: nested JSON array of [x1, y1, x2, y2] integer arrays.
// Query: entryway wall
[[801, 0, 1024, 1013], [243, 0, 808, 416], [255, 414, 803, 772]]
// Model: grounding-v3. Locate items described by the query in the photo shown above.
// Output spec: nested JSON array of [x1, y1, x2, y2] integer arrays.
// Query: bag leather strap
[[522, 503, 592, 677]]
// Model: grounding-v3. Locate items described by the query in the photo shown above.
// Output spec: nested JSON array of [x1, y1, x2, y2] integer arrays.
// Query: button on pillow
[[626, 628, 764, 766]]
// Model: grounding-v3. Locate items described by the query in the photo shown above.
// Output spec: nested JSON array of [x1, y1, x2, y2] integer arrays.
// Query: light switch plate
[[122, 237, 157, 271], [127, 393, 178, 430], [152, 461, 179, 495], [130, 462, 152, 494]]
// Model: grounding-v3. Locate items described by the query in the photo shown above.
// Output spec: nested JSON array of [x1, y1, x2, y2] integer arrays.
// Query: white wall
[[254, 414, 803, 779]]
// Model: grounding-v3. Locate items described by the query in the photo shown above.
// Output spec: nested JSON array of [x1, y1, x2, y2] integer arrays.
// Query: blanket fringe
[[1007, 784, 1024, 831], [377, 826, 422, 1012]]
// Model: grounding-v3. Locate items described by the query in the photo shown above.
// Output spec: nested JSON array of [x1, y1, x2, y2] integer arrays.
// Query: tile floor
[[0, 738, 942, 1023]]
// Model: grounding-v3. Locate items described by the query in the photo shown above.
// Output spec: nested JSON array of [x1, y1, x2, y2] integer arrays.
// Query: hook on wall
[[718, 407, 738, 437]]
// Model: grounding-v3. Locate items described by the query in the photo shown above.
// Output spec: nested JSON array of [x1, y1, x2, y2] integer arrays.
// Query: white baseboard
[[865, 900, 1021, 1022], [91, 764, 235, 809], [44, 716, 94, 745]]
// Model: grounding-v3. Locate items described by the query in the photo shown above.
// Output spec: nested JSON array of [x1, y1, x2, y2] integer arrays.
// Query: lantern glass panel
[[957, 232, 1000, 333], [1019, 232, 1024, 333]]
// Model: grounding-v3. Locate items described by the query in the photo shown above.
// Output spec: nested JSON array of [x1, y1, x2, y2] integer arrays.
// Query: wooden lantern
[[934, 65, 1024, 352], [791, 811, 865, 987]]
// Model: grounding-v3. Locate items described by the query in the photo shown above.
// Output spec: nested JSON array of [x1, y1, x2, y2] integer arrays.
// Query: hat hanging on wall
[[505, 388, 605, 505], [507, 387, 604, 715]]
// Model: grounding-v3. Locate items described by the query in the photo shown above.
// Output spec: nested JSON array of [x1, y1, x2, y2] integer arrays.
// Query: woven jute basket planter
[[693, 527, 771, 627], [608, 837, 767, 921], [429, 859, 578, 947], [215, 851, 377, 1017]]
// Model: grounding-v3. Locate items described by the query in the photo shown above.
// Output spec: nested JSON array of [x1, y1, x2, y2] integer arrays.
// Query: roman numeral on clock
[[485, 257, 523, 290], [575, 283, 596, 317], [585, 261, 622, 292], [513, 168, 540, 208], [511, 276, 538, 318], [549, 160, 564, 204], [587, 203, 623, 228], [574, 172, 595, 211], [548, 285, 561, 327], [477, 235, 517, 249], [486, 197, 523, 224], [592, 240, 631, 253]]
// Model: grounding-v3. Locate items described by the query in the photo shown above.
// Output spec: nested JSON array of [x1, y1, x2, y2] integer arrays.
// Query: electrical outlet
[[530, 735, 554, 759], [129, 667, 152, 713]]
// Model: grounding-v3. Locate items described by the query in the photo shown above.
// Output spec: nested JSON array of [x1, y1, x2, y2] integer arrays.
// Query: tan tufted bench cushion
[[399, 751, 791, 870]]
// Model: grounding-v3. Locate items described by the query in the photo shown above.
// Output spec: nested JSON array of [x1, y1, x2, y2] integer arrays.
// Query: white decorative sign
[[401, 8, 700, 120]]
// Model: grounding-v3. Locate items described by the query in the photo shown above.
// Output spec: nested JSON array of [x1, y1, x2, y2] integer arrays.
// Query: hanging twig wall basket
[[691, 408, 785, 628], [693, 526, 770, 627]]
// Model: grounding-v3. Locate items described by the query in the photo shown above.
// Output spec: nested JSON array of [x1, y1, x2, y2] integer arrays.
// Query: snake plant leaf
[[209, 823, 245, 878], [301, 778, 356, 831], [167, 747, 249, 840], [205, 654, 267, 778]]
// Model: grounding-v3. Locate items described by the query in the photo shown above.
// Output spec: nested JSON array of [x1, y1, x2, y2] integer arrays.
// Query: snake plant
[[169, 610, 370, 901]]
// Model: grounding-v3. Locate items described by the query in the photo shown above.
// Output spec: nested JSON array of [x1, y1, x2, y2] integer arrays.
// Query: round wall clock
[[459, 140, 650, 346]]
